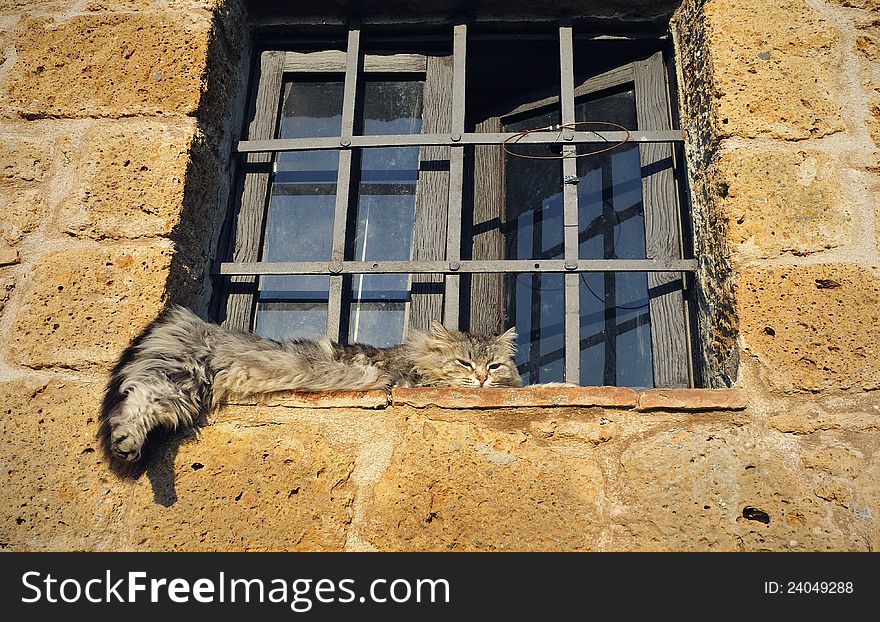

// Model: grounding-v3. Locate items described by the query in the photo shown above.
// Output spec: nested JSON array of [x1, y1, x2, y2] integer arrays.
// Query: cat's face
[[406, 321, 522, 388]]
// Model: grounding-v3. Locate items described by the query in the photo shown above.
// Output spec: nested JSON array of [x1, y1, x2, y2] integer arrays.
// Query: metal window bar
[[559, 17, 581, 384], [443, 22, 468, 330], [220, 20, 696, 386], [234, 130, 683, 153], [219, 258, 697, 275], [326, 22, 361, 341]]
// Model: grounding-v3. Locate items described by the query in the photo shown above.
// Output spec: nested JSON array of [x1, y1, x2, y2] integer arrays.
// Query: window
[[216, 20, 696, 388]]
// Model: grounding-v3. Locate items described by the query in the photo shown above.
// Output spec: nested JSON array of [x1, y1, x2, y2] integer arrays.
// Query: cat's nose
[[476, 373, 488, 386]]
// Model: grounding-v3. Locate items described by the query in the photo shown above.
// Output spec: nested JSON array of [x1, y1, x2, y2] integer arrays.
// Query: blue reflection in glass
[[575, 88, 654, 387], [348, 80, 424, 347], [255, 80, 343, 340]]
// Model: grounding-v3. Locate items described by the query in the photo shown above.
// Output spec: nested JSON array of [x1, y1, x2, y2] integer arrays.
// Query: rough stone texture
[[224, 389, 389, 409], [8, 245, 173, 369], [84, 1, 226, 14], [245, 0, 680, 22], [827, 0, 880, 11], [671, 0, 739, 388], [362, 415, 604, 551], [4, 14, 210, 118], [768, 400, 880, 435], [703, 0, 846, 139], [855, 21, 880, 62], [58, 119, 197, 239], [616, 423, 875, 551], [855, 17, 880, 148], [0, 247, 19, 265], [118, 420, 357, 551], [0, 378, 117, 552], [736, 264, 880, 392], [0, 267, 15, 316], [0, 135, 53, 183], [0, 189, 45, 246], [392, 385, 639, 409], [0, 0, 74, 14], [715, 147, 851, 259], [869, 91, 880, 147]]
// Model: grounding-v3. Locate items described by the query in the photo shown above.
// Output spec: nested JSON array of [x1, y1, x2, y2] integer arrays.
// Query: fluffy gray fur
[[102, 306, 520, 462]]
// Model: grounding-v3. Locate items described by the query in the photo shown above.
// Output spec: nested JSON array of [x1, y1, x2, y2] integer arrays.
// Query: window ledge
[[222, 390, 390, 409], [391, 386, 639, 409], [635, 388, 748, 412], [222, 386, 748, 412]]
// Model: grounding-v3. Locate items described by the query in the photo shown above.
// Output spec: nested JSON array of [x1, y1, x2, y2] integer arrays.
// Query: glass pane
[[255, 301, 328, 341], [347, 141, 422, 347], [579, 272, 653, 388], [502, 109, 564, 384], [344, 78, 424, 346], [255, 79, 343, 340], [575, 87, 654, 387], [348, 147, 419, 346], [360, 79, 424, 135]]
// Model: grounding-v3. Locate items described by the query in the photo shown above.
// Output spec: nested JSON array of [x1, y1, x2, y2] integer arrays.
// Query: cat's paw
[[110, 425, 145, 462]]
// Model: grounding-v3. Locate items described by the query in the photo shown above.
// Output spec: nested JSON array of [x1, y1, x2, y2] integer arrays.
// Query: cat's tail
[[100, 306, 215, 463]]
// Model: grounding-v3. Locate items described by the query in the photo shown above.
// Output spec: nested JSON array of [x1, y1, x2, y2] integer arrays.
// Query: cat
[[101, 305, 521, 462]]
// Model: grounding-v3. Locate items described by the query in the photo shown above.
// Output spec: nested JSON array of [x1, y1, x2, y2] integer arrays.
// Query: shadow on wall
[[96, 0, 250, 505], [98, 312, 210, 506]]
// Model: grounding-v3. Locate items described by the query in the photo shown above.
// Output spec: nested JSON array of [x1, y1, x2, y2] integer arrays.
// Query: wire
[[499, 119, 647, 310], [501, 121, 632, 160]]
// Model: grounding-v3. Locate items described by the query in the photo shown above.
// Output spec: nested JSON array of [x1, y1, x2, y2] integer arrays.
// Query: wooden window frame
[[216, 20, 695, 387]]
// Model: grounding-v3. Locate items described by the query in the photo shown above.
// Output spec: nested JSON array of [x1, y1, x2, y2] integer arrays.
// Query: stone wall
[[0, 0, 878, 552]]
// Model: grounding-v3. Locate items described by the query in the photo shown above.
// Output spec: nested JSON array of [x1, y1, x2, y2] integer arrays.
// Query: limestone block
[[0, 1, 74, 14], [855, 24, 880, 62], [0, 268, 15, 316], [703, 0, 845, 139], [0, 135, 52, 183], [826, 0, 880, 10], [85, 0, 154, 10], [4, 14, 210, 118], [616, 425, 867, 551], [736, 264, 880, 392], [84, 1, 224, 10], [802, 444, 865, 479], [870, 92, 880, 147], [58, 119, 196, 239], [853, 451, 880, 550], [0, 24, 9, 73], [9, 244, 172, 369], [120, 421, 357, 551], [768, 403, 880, 435], [716, 147, 851, 258], [361, 416, 603, 551], [0, 378, 117, 551], [0, 189, 45, 245]]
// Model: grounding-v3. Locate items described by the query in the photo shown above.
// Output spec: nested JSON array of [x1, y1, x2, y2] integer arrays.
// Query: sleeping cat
[[102, 306, 521, 462]]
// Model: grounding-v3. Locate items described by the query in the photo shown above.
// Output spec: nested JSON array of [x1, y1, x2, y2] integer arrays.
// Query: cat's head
[[405, 321, 522, 388]]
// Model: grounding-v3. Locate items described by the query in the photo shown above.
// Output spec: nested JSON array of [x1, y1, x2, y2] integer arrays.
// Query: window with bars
[[216, 20, 697, 388]]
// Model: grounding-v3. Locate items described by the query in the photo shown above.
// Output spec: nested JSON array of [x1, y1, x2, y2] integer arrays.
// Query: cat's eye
[[487, 363, 502, 371], [455, 359, 474, 369]]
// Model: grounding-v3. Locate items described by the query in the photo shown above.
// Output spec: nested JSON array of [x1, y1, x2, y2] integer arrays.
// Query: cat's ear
[[430, 320, 452, 339], [497, 326, 517, 344]]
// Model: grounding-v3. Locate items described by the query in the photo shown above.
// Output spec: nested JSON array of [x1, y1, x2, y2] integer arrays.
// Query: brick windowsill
[[222, 386, 748, 412]]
